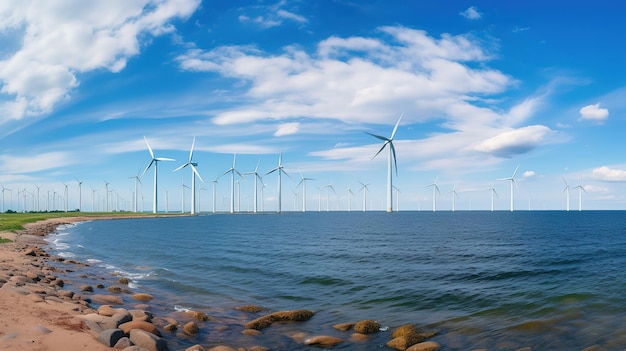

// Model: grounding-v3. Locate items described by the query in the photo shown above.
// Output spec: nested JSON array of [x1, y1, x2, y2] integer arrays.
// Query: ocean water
[[45, 211, 626, 350]]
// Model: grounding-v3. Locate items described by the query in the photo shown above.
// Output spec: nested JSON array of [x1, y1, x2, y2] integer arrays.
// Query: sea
[[44, 211, 626, 350]]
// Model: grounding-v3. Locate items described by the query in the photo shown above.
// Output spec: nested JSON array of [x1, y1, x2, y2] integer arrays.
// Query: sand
[[0, 216, 168, 351]]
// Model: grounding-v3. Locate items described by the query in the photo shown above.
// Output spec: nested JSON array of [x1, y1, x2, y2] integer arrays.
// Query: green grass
[[0, 212, 184, 243]]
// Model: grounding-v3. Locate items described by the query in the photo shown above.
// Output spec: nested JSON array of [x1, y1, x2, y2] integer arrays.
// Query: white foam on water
[[174, 305, 191, 312]]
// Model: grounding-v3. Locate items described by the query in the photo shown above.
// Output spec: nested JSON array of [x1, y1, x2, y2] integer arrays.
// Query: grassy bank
[[0, 212, 186, 242]]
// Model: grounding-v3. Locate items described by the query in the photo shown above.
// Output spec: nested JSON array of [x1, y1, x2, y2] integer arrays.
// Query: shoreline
[[0, 216, 451, 351]]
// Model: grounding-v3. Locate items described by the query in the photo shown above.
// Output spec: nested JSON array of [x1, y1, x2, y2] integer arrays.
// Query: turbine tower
[[487, 185, 498, 211], [573, 181, 587, 211], [74, 178, 83, 212], [141, 136, 175, 214], [347, 187, 354, 212], [427, 178, 440, 212], [450, 186, 460, 212], [222, 154, 242, 214], [297, 170, 314, 213], [245, 161, 264, 213], [174, 137, 203, 214], [366, 114, 402, 213], [129, 169, 142, 213], [498, 164, 519, 212], [563, 178, 570, 212], [322, 182, 336, 212], [358, 181, 369, 212], [266, 150, 289, 213]]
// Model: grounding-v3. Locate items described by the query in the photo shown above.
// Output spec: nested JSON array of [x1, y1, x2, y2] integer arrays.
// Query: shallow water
[[46, 211, 626, 350]]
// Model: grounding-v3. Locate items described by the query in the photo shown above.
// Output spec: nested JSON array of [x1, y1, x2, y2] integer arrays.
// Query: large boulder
[[97, 328, 125, 347], [353, 320, 380, 334], [129, 329, 169, 351], [119, 320, 162, 337], [406, 341, 441, 351]]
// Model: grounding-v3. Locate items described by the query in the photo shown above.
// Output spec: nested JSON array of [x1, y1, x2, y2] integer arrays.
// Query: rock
[[98, 305, 125, 317], [235, 304, 265, 313], [332, 322, 354, 331], [91, 294, 124, 305], [102, 311, 133, 330], [130, 309, 153, 322], [163, 324, 177, 333], [113, 336, 132, 349], [388, 324, 436, 350], [129, 329, 169, 351], [245, 309, 315, 330], [108, 286, 123, 293], [133, 293, 154, 302], [207, 346, 238, 351], [119, 320, 162, 337], [350, 333, 370, 342], [121, 346, 153, 351], [248, 347, 270, 351], [304, 335, 344, 347], [183, 321, 199, 335], [80, 284, 94, 292], [185, 345, 206, 351], [185, 310, 210, 321], [242, 329, 262, 336], [354, 320, 380, 334], [118, 277, 131, 285], [58, 290, 75, 299], [97, 328, 125, 347], [406, 341, 441, 351], [387, 337, 412, 351]]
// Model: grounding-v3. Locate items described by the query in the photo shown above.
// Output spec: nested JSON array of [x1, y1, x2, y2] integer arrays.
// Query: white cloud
[[238, 1, 307, 28], [274, 122, 300, 136], [0, 151, 75, 174], [474, 125, 554, 157], [579, 103, 609, 123], [523, 170, 536, 178], [592, 166, 626, 182], [460, 6, 482, 20], [0, 0, 201, 122]]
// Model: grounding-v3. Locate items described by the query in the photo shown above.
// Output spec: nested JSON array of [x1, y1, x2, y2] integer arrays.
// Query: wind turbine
[[265, 150, 289, 214], [141, 136, 175, 214], [90, 186, 97, 212], [359, 181, 369, 212], [426, 178, 440, 212], [74, 178, 83, 212], [573, 180, 587, 211], [366, 114, 402, 213], [174, 137, 203, 214], [211, 178, 218, 213], [322, 182, 336, 212], [563, 178, 570, 212], [62, 182, 69, 212], [297, 170, 314, 213], [486, 185, 498, 211], [129, 169, 142, 213], [347, 187, 354, 212], [450, 186, 460, 212], [180, 180, 190, 213], [222, 154, 242, 214], [1, 184, 11, 212], [244, 161, 264, 213], [498, 165, 519, 212], [104, 181, 110, 212]]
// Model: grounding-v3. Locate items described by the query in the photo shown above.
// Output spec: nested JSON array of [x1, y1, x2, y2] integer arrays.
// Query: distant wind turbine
[[62, 182, 69, 212], [486, 185, 498, 211], [174, 137, 203, 214], [141, 136, 175, 214], [211, 178, 218, 213], [573, 180, 587, 211], [450, 186, 460, 212], [347, 187, 354, 212], [427, 178, 440, 212], [498, 164, 519, 212], [222, 154, 242, 214], [359, 181, 369, 212], [74, 178, 83, 212], [322, 182, 336, 212], [297, 170, 314, 213], [563, 178, 570, 212], [265, 150, 290, 214], [129, 168, 142, 213], [366, 114, 402, 213], [180, 180, 190, 213], [244, 161, 264, 213], [1, 184, 11, 212]]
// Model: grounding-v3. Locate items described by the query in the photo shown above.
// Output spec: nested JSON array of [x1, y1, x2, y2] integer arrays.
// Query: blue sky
[[1, 0, 626, 212]]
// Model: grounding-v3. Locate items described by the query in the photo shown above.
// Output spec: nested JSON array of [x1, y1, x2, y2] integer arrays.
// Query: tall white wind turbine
[[359, 181, 369, 212], [573, 181, 587, 211], [245, 161, 264, 213], [222, 154, 242, 214], [174, 137, 203, 214], [297, 170, 314, 213], [141, 136, 175, 214], [562, 178, 570, 212], [427, 178, 440, 212], [265, 150, 289, 214], [498, 164, 519, 212], [366, 114, 402, 213]]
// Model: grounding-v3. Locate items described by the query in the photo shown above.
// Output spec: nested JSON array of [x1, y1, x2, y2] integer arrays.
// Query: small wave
[[87, 258, 102, 264], [174, 305, 191, 312], [58, 252, 76, 258]]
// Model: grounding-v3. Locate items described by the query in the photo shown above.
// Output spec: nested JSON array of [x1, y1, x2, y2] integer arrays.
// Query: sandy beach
[[0, 217, 112, 350]]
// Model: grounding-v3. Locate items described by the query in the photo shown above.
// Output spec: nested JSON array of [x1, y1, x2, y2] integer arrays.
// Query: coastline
[[0, 216, 444, 351]]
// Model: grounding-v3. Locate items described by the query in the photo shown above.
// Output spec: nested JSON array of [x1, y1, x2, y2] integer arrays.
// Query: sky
[[1, 0, 626, 213]]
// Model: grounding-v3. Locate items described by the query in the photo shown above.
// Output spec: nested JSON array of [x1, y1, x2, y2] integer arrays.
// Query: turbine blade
[[372, 141, 388, 159], [141, 160, 154, 177], [512, 164, 520, 178], [365, 131, 389, 142], [390, 142, 398, 176], [173, 163, 188, 172], [144, 136, 155, 159], [191, 164, 204, 183], [189, 136, 196, 162], [390, 113, 403, 140], [156, 157, 175, 162]]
